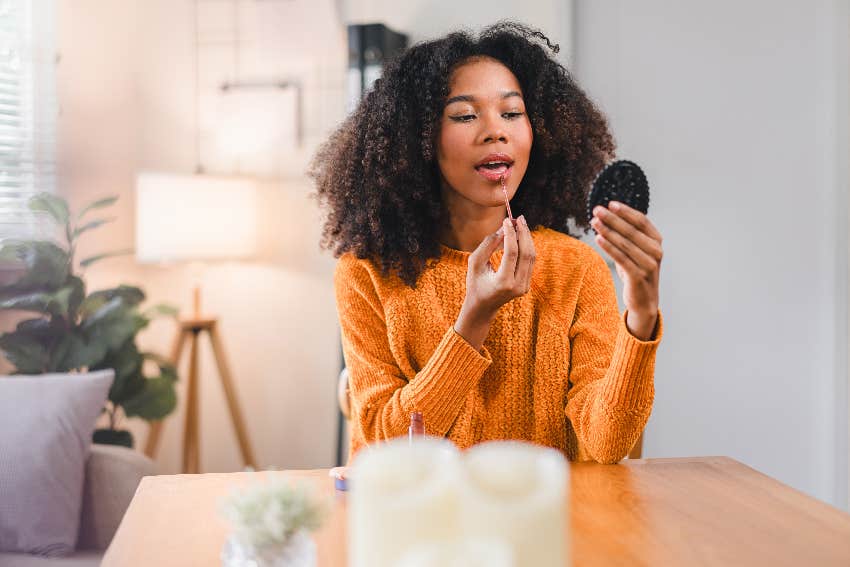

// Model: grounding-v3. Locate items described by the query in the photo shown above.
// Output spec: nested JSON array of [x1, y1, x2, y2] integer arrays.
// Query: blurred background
[[3, 0, 847, 512]]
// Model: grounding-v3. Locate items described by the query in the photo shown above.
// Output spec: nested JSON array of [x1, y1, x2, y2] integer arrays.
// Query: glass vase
[[221, 530, 316, 567]]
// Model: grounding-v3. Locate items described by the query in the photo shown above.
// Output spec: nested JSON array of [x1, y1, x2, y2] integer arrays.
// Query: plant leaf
[[50, 332, 109, 372], [77, 196, 118, 220], [8, 318, 63, 371], [0, 332, 48, 373], [81, 297, 123, 327], [80, 285, 145, 318], [73, 217, 115, 238], [65, 275, 86, 321], [0, 277, 84, 319], [0, 285, 76, 317], [0, 241, 69, 292], [82, 298, 148, 352], [92, 339, 145, 402], [15, 317, 62, 341], [79, 249, 134, 269], [159, 364, 177, 382], [142, 303, 179, 319], [50, 286, 75, 317], [0, 291, 54, 314], [28, 193, 69, 226], [122, 376, 177, 420]]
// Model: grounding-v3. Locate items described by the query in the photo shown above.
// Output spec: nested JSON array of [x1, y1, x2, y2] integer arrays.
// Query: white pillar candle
[[459, 442, 568, 567], [394, 538, 515, 567], [348, 437, 462, 567]]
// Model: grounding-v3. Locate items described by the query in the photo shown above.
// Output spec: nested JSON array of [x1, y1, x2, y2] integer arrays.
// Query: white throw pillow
[[0, 370, 114, 557]]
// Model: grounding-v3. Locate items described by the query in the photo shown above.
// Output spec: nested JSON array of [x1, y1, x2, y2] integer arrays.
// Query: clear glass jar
[[221, 530, 316, 567]]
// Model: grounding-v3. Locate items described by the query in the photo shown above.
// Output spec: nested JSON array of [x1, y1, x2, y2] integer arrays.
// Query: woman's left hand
[[590, 201, 663, 341]]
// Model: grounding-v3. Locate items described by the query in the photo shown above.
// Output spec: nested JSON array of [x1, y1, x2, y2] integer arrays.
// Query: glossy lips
[[475, 153, 514, 182]]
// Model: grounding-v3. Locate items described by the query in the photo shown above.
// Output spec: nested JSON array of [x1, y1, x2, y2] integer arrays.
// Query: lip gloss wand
[[501, 175, 517, 229]]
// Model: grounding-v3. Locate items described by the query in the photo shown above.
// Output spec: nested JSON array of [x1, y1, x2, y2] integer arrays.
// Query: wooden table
[[102, 456, 850, 566]]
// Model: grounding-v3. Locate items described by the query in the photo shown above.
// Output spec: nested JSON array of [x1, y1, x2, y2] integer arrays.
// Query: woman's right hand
[[454, 214, 536, 350]]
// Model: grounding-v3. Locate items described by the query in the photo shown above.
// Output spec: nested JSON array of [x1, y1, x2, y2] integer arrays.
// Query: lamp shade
[[135, 172, 257, 263]]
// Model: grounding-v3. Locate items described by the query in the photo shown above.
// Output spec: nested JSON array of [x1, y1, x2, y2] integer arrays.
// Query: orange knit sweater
[[334, 227, 663, 464]]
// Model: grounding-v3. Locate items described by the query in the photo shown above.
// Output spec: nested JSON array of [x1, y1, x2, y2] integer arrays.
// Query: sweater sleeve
[[334, 256, 492, 452], [565, 249, 663, 464]]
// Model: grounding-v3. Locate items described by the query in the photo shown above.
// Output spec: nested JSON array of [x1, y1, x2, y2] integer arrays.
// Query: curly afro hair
[[310, 21, 616, 287]]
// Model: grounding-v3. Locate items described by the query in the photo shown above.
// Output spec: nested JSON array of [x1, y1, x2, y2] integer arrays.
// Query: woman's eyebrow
[[445, 94, 475, 105], [445, 91, 523, 106]]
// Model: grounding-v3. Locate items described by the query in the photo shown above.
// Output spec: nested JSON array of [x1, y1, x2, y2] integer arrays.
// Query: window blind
[[0, 0, 56, 242]]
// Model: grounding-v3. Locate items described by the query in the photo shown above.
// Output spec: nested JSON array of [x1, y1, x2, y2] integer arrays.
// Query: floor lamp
[[135, 172, 259, 473]]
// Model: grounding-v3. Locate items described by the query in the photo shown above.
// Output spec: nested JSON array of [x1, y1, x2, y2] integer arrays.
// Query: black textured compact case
[[587, 160, 650, 226]]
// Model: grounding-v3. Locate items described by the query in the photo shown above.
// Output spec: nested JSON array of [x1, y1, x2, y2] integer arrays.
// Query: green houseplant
[[0, 193, 179, 448], [220, 479, 328, 567]]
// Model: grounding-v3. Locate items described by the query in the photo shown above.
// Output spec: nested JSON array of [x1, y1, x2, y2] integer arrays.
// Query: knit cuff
[[402, 326, 492, 434], [601, 309, 663, 409]]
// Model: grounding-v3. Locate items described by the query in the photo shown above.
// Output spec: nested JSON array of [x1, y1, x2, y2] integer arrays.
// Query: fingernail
[[519, 215, 527, 227], [609, 201, 621, 211], [496, 227, 504, 236], [594, 206, 604, 216]]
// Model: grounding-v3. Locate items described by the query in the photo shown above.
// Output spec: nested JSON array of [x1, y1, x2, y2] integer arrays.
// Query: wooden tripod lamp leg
[[182, 331, 201, 474], [144, 328, 189, 459], [208, 324, 257, 469]]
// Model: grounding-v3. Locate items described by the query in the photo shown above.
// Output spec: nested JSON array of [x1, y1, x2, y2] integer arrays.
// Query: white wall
[[575, 0, 850, 509], [57, 0, 345, 473]]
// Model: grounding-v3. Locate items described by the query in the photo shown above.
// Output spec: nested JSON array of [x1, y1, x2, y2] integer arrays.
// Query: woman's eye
[[503, 111, 525, 120], [450, 114, 476, 122]]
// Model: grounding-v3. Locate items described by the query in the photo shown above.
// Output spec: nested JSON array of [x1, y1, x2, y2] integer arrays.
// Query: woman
[[311, 22, 663, 464]]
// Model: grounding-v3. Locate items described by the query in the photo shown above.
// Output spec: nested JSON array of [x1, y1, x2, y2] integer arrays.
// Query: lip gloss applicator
[[409, 412, 424, 441], [410, 378, 424, 442], [501, 175, 517, 229]]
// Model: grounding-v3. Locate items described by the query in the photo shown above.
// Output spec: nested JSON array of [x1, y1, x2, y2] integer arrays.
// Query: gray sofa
[[0, 444, 154, 566]]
